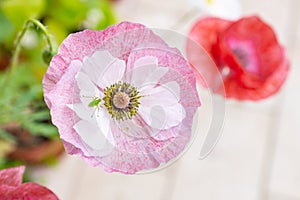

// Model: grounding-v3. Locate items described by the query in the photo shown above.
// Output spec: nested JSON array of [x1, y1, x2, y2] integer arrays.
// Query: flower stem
[[1, 19, 54, 92], [11, 19, 54, 74]]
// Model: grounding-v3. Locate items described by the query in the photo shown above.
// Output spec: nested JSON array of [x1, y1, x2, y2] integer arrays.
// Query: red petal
[[186, 17, 233, 93], [0, 166, 25, 187], [0, 183, 59, 200], [219, 16, 290, 100], [223, 54, 289, 100], [187, 17, 232, 66]]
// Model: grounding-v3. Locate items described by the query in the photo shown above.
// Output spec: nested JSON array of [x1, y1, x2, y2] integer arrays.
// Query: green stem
[[0, 19, 54, 93], [11, 19, 54, 74]]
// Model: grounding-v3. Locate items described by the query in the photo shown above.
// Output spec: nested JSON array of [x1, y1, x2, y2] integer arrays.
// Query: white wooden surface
[[30, 0, 300, 199]]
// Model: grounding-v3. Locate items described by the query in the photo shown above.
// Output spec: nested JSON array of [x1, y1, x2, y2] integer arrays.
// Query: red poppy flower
[[187, 16, 289, 100], [0, 166, 58, 200]]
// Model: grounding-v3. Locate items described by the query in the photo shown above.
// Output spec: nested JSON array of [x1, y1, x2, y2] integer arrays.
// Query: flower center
[[232, 48, 249, 68], [113, 92, 130, 109], [103, 81, 141, 121]]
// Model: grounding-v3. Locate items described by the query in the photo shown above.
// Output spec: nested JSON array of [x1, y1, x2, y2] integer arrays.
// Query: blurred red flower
[[0, 166, 58, 200], [187, 16, 289, 100]]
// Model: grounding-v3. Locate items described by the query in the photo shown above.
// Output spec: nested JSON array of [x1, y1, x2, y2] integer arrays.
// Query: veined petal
[[139, 103, 186, 130], [139, 81, 185, 130], [129, 56, 170, 88], [134, 56, 158, 67], [73, 120, 111, 153], [100, 59, 126, 88], [142, 66, 169, 87], [0, 183, 59, 199], [163, 81, 180, 99], [116, 116, 150, 139], [128, 56, 158, 86], [0, 166, 25, 187], [140, 82, 181, 107], [75, 71, 96, 95], [82, 50, 117, 85], [95, 109, 113, 143], [67, 103, 95, 123], [75, 71, 101, 108]]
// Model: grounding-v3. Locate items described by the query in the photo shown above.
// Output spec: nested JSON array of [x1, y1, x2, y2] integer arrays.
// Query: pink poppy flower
[[187, 16, 289, 100], [0, 166, 58, 199], [43, 22, 201, 174]]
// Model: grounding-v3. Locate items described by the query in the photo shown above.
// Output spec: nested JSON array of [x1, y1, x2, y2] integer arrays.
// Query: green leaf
[[0, 158, 23, 170], [0, 63, 58, 140], [0, 129, 16, 143], [28, 110, 51, 121], [23, 122, 58, 139]]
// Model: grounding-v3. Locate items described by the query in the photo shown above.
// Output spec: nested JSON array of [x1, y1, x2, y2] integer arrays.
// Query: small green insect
[[88, 97, 101, 108], [82, 96, 102, 118]]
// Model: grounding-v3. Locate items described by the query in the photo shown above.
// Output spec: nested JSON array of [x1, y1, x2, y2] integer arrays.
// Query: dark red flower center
[[232, 47, 249, 68]]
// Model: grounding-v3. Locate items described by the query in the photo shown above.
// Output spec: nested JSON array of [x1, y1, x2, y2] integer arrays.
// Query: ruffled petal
[[139, 81, 185, 130], [66, 104, 95, 123], [46, 60, 90, 158], [134, 56, 158, 67], [73, 120, 111, 153], [142, 66, 169, 87], [75, 70, 101, 108], [0, 167, 58, 199], [129, 65, 169, 88], [187, 17, 232, 66], [100, 59, 126, 88], [0, 166, 25, 187], [95, 109, 113, 143], [82, 50, 117, 85], [140, 82, 180, 106], [127, 56, 159, 86], [220, 16, 289, 100], [139, 104, 186, 130], [0, 183, 58, 200]]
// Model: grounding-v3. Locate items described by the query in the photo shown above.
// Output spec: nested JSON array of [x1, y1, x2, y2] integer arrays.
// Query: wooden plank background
[[30, 0, 300, 199]]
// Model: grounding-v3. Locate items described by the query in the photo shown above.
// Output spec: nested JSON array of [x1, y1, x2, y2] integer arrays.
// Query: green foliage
[[0, 11, 14, 42], [0, 0, 116, 48], [0, 64, 59, 141], [0, 157, 23, 170], [0, 129, 16, 143]]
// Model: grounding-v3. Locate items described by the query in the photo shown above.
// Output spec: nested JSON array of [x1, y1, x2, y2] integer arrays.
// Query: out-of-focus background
[[0, 0, 299, 199]]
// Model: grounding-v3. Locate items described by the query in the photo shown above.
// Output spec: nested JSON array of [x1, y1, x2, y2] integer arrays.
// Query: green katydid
[[88, 97, 101, 107]]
